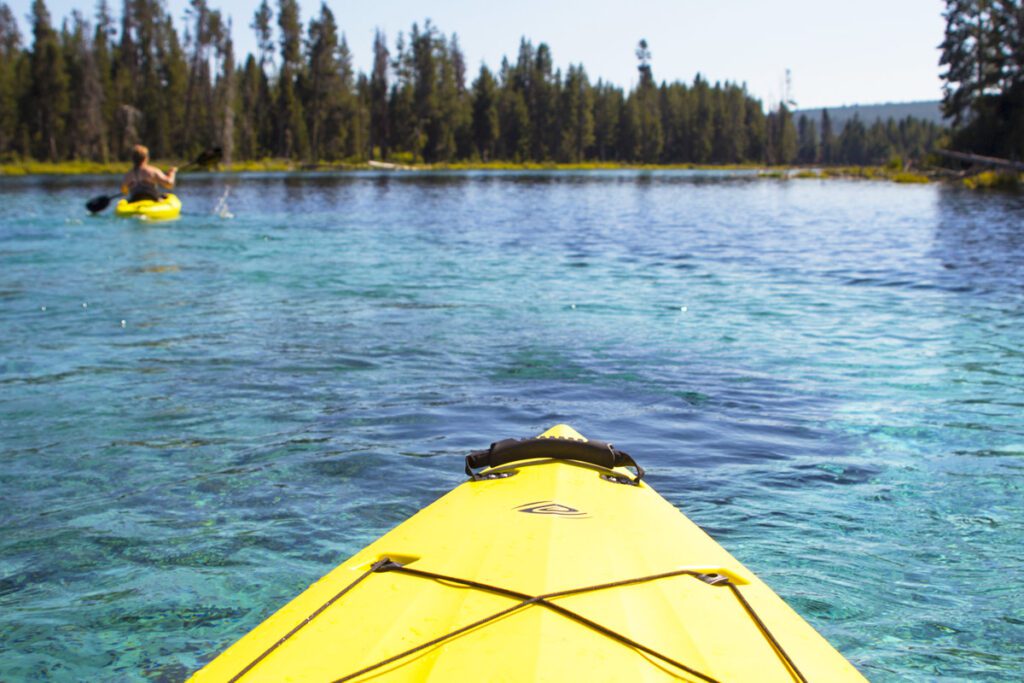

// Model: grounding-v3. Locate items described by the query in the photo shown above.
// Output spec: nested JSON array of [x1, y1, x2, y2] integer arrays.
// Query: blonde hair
[[131, 144, 149, 167]]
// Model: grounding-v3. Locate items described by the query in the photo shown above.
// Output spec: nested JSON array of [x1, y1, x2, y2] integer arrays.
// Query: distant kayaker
[[121, 145, 176, 202]]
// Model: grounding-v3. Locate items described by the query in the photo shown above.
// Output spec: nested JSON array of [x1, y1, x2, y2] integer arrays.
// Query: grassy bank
[[0, 158, 304, 175], [961, 170, 1022, 190], [426, 160, 766, 171], [3, 158, 1017, 189], [763, 166, 933, 184], [0, 158, 879, 176], [0, 159, 133, 175]]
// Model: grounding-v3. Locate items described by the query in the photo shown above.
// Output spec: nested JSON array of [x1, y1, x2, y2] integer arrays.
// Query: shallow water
[[1, 171, 1022, 681]]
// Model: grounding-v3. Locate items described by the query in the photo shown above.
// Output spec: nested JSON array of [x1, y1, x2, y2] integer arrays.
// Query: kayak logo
[[515, 501, 589, 518]]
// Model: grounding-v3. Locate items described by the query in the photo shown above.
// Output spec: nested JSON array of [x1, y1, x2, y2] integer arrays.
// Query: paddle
[[85, 147, 224, 213], [85, 192, 122, 213]]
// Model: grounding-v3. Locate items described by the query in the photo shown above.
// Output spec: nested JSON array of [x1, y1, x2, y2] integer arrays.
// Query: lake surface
[[1, 171, 1022, 681]]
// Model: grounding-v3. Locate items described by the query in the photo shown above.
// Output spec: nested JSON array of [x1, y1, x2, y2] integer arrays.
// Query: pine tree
[[182, 0, 230, 155], [133, 1, 162, 153], [618, 91, 640, 161], [558, 64, 594, 162], [659, 82, 687, 162], [183, 0, 208, 151], [428, 32, 458, 161], [213, 19, 234, 163], [720, 84, 749, 162], [305, 2, 342, 161], [866, 119, 892, 164], [409, 22, 439, 161], [497, 57, 529, 161], [998, 2, 1024, 95], [336, 35, 362, 159], [92, 0, 116, 160], [796, 114, 817, 163], [939, 0, 1000, 127], [275, 0, 307, 158], [63, 11, 106, 159], [0, 2, 22, 156], [27, 0, 68, 160], [388, 31, 419, 160], [939, 1, 1024, 156], [820, 109, 835, 163], [237, 55, 261, 158], [369, 29, 389, 159], [744, 97, 767, 162], [768, 103, 797, 164], [633, 39, 662, 162], [471, 64, 498, 160], [446, 34, 472, 159], [352, 72, 371, 159], [591, 80, 622, 161], [251, 0, 273, 68], [690, 74, 712, 162], [160, 13, 189, 157], [710, 83, 728, 162], [507, 39, 533, 158], [114, 0, 136, 109], [529, 43, 558, 160], [838, 116, 867, 164], [247, 1, 273, 156]]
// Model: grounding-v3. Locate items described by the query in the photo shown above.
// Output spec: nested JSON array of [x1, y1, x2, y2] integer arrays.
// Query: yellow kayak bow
[[190, 425, 866, 682]]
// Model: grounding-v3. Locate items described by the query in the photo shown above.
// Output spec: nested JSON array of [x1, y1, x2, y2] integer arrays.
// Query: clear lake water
[[1, 170, 1022, 680]]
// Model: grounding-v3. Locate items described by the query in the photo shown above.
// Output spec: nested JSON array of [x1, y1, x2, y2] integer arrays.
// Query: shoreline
[[0, 159, 786, 175], [0, 159, 1014, 188]]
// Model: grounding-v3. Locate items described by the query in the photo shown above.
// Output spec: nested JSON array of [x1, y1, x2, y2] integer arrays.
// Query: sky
[[11, 0, 947, 109]]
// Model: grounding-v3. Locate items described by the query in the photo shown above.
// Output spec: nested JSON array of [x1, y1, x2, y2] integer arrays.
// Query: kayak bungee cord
[[227, 558, 808, 683], [723, 579, 808, 683], [335, 562, 720, 683], [225, 560, 385, 683]]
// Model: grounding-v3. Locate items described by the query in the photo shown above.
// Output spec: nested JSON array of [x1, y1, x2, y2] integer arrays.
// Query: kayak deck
[[190, 426, 865, 682], [114, 193, 181, 220]]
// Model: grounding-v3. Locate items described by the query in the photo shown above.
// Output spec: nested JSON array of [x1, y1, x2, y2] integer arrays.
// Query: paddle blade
[[86, 194, 114, 213], [194, 147, 223, 168]]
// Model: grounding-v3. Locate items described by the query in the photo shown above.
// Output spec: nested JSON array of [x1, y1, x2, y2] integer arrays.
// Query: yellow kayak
[[190, 425, 866, 682], [114, 193, 181, 220]]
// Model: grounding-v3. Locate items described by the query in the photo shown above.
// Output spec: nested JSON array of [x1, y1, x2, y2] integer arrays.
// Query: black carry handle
[[465, 437, 644, 483]]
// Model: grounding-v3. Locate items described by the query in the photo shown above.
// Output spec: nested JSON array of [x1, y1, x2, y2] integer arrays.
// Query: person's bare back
[[121, 145, 177, 202]]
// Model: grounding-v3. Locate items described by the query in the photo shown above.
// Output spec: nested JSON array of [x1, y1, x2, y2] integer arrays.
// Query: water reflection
[[932, 187, 1024, 295]]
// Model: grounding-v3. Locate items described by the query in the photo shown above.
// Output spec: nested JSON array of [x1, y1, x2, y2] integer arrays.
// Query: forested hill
[[795, 101, 944, 131], [0, 0, 946, 167]]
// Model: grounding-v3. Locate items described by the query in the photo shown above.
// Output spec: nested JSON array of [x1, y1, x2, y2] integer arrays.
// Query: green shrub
[[963, 170, 1021, 190], [891, 172, 930, 184]]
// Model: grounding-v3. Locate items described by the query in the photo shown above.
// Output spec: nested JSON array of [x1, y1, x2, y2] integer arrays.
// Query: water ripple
[[1, 173, 1022, 680]]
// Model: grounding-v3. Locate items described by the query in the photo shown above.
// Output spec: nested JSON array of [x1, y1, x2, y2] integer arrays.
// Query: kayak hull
[[190, 426, 865, 682], [114, 193, 181, 220]]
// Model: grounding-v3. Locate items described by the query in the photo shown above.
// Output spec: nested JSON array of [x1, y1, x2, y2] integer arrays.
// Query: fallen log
[[937, 149, 1024, 172], [368, 159, 414, 171]]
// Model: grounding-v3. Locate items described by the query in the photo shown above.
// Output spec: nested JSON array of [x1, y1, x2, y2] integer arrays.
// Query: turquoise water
[[1, 171, 1022, 681]]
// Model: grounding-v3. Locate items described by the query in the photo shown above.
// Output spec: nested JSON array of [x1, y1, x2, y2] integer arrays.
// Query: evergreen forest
[[941, 0, 1024, 159], [0, 0, 949, 166]]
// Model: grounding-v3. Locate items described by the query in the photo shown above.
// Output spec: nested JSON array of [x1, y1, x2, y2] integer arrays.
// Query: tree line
[[0, 0, 944, 166], [941, 0, 1024, 159]]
